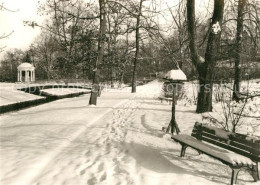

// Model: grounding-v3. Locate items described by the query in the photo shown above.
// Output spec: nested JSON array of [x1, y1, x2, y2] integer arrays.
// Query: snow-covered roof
[[17, 63, 35, 70], [164, 69, 187, 81]]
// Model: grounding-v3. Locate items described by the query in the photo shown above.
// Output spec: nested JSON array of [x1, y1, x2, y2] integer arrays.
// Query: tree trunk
[[233, 0, 246, 101], [111, 67, 114, 88], [89, 0, 106, 105], [119, 71, 124, 88], [187, 0, 224, 113], [196, 76, 213, 113], [131, 0, 144, 93]]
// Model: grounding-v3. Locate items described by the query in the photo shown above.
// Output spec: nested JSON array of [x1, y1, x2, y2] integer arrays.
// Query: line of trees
[[0, 0, 259, 111]]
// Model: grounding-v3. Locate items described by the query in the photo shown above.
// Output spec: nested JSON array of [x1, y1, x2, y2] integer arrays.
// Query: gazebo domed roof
[[17, 63, 35, 70]]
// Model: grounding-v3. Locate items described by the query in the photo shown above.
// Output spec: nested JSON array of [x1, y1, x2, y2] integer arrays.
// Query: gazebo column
[[17, 71, 20, 82], [32, 70, 35, 81], [19, 70, 21, 81], [31, 70, 33, 82], [18, 70, 22, 81], [25, 70, 28, 82], [28, 71, 30, 82]]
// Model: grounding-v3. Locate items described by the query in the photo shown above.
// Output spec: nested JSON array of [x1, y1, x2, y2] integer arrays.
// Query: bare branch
[[0, 3, 18, 12], [0, 31, 14, 39]]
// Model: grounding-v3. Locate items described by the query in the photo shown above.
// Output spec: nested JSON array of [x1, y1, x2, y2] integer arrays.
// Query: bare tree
[[0, 49, 25, 81], [233, 0, 247, 101], [89, 0, 107, 105], [107, 0, 159, 92], [0, 3, 18, 52], [168, 2, 188, 69], [187, 0, 224, 113], [30, 32, 59, 80], [24, 0, 97, 80], [106, 2, 128, 87]]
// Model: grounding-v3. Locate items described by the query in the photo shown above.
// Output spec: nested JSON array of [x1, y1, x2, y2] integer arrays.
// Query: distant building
[[17, 63, 35, 82]]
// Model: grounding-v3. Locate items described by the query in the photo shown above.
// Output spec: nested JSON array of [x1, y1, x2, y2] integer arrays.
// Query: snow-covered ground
[[0, 83, 44, 106], [41, 88, 91, 96], [0, 80, 259, 185], [0, 83, 91, 107]]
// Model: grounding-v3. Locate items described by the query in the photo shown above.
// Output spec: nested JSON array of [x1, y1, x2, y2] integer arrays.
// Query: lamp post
[[165, 80, 184, 135], [163, 69, 187, 135]]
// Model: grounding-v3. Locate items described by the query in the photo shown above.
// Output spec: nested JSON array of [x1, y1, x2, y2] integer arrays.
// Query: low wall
[[0, 85, 91, 114]]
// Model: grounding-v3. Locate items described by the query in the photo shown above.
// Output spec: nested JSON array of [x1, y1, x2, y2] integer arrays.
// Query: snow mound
[[41, 88, 91, 96], [164, 69, 187, 81], [0, 83, 44, 106]]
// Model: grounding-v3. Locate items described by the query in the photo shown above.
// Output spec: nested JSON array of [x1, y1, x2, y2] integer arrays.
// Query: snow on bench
[[171, 122, 260, 185], [172, 135, 255, 166]]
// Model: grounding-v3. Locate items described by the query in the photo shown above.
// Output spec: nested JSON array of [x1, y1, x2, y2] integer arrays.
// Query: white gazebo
[[17, 63, 35, 82]]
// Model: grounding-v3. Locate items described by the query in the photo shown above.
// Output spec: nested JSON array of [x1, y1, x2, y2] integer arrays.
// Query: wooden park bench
[[171, 122, 260, 185]]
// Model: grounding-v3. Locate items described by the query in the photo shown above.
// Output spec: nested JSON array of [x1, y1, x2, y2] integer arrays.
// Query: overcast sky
[[0, 0, 212, 60], [0, 0, 45, 59]]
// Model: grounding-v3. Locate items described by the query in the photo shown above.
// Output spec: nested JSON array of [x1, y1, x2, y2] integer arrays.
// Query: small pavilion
[[163, 69, 187, 135], [17, 63, 35, 82]]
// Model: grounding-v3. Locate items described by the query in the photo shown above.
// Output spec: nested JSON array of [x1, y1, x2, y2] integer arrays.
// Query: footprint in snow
[[76, 160, 94, 175], [99, 171, 107, 181], [84, 152, 92, 158], [96, 162, 104, 172], [87, 174, 97, 185]]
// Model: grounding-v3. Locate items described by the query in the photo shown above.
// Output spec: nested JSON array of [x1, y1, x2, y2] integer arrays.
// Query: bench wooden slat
[[172, 135, 257, 166], [192, 127, 260, 162], [192, 124, 260, 149], [194, 124, 260, 148], [172, 137, 236, 166], [229, 140, 260, 156], [200, 135, 260, 162], [192, 130, 260, 156], [235, 133, 260, 144], [173, 122, 260, 184], [229, 135, 260, 148]]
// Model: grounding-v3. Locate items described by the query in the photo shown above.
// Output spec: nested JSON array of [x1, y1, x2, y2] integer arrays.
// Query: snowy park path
[[1, 82, 258, 185], [0, 92, 134, 185]]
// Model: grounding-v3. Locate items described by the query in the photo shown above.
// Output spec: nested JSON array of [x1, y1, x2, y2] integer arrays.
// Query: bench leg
[[251, 164, 259, 181], [231, 168, 240, 185], [180, 144, 187, 157]]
